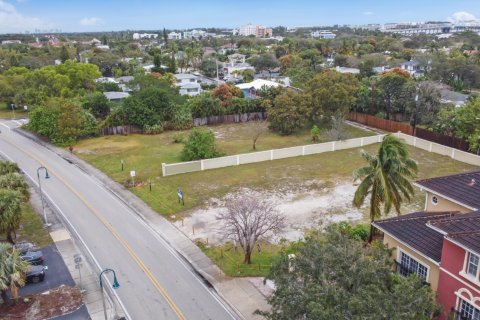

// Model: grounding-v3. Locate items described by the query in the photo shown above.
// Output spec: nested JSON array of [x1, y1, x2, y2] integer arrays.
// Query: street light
[[36, 166, 50, 226], [10, 103, 16, 120], [99, 268, 120, 320]]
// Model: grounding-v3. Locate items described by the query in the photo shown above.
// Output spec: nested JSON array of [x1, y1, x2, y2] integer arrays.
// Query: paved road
[[0, 119, 237, 320]]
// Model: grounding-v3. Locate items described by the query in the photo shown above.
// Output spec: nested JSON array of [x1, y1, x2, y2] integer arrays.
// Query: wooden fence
[[348, 112, 471, 152], [100, 125, 141, 136], [193, 112, 265, 126], [348, 112, 413, 135]]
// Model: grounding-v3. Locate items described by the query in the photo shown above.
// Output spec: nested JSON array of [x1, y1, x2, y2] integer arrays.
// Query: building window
[[398, 251, 428, 282], [431, 196, 438, 205], [458, 299, 480, 320], [467, 253, 479, 277]]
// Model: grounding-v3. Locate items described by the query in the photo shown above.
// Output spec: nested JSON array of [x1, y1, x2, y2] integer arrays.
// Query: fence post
[[396, 131, 401, 138], [413, 137, 417, 147], [270, 150, 274, 160], [201, 160, 204, 171], [236, 155, 240, 165], [360, 138, 364, 147], [162, 163, 166, 177], [429, 142, 433, 152], [378, 135, 382, 143], [302, 146, 306, 156], [451, 148, 456, 160], [332, 142, 336, 152]]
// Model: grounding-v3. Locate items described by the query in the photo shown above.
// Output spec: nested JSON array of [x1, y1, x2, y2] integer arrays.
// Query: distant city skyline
[[0, 0, 479, 34]]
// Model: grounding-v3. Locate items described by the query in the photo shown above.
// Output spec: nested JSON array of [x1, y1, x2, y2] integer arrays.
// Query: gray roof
[[116, 76, 134, 83], [103, 92, 130, 100], [401, 60, 420, 66], [175, 73, 197, 80], [178, 82, 201, 89]]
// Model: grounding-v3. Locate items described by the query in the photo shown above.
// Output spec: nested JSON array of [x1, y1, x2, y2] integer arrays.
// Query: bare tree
[[327, 114, 350, 141], [217, 193, 285, 264], [249, 120, 267, 151]]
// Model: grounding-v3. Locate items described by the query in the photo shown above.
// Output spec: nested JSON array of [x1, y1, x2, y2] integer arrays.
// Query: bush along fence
[[193, 112, 266, 126], [99, 125, 142, 136], [162, 132, 480, 177], [162, 135, 386, 176], [347, 112, 471, 152]]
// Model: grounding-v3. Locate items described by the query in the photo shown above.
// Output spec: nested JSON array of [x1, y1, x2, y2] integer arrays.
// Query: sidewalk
[[17, 128, 270, 320], [29, 177, 122, 320]]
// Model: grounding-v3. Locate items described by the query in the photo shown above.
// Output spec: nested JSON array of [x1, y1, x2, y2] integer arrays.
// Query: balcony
[[394, 260, 430, 286]]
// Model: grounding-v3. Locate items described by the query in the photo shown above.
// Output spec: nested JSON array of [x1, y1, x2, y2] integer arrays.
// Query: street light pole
[[99, 268, 120, 320], [36, 166, 50, 226]]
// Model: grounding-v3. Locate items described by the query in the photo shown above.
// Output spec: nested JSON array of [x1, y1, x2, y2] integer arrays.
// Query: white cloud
[[447, 11, 477, 23], [0, 0, 53, 33], [80, 17, 103, 26], [363, 11, 374, 16]]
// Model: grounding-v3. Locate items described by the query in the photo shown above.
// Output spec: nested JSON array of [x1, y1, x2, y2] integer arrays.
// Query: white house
[[133, 33, 158, 40], [168, 32, 182, 40], [335, 66, 360, 74], [103, 92, 130, 102], [311, 31, 336, 39], [183, 30, 206, 39], [400, 60, 425, 78], [174, 74, 202, 96]]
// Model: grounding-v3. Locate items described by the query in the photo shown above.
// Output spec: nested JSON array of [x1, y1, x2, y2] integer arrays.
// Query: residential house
[[335, 66, 360, 74], [223, 54, 255, 78], [236, 79, 282, 98], [103, 92, 130, 103], [168, 32, 182, 40], [133, 33, 158, 40], [183, 30, 206, 39], [311, 30, 336, 39], [373, 170, 480, 320], [400, 60, 425, 78], [174, 74, 202, 96]]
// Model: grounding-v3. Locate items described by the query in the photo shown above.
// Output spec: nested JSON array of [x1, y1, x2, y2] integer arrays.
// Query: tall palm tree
[[0, 161, 20, 176], [0, 173, 30, 200], [0, 243, 29, 304], [0, 189, 23, 244], [353, 134, 418, 242]]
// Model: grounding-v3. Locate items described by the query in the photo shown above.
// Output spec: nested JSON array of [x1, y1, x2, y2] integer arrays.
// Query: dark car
[[21, 250, 44, 265], [26, 265, 46, 283]]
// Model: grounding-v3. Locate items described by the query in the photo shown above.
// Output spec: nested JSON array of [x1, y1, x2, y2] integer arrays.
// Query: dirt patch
[[174, 180, 368, 244], [0, 285, 82, 320]]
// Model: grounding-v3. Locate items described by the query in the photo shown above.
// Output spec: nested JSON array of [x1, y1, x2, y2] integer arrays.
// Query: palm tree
[[0, 173, 30, 200], [0, 189, 23, 244], [353, 134, 418, 242], [0, 161, 20, 176], [0, 243, 29, 304]]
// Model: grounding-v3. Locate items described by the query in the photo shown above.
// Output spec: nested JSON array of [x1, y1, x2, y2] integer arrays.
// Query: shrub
[[171, 104, 193, 130], [143, 124, 164, 135], [181, 128, 222, 161], [172, 133, 185, 143]]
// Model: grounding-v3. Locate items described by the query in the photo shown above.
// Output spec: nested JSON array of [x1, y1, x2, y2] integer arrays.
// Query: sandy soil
[[174, 180, 366, 244]]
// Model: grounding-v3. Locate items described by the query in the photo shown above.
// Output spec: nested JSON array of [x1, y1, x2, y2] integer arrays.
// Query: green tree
[[267, 89, 312, 135], [250, 53, 279, 76], [0, 243, 29, 304], [181, 128, 222, 161], [60, 45, 69, 63], [82, 92, 112, 119], [378, 71, 413, 119], [310, 125, 320, 142], [307, 69, 359, 123], [0, 161, 20, 176], [353, 135, 418, 241], [0, 173, 29, 200], [186, 92, 222, 118], [258, 226, 439, 319], [200, 58, 217, 78], [0, 189, 22, 244]]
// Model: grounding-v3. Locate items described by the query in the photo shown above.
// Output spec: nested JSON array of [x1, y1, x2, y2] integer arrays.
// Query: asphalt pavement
[[0, 119, 237, 319]]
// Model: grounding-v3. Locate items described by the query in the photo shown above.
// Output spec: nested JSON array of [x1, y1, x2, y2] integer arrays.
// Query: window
[[399, 251, 428, 281], [468, 253, 479, 277], [459, 299, 480, 320], [431, 196, 438, 205]]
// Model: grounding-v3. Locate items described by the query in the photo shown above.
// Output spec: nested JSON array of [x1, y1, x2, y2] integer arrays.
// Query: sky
[[1, 0, 480, 34]]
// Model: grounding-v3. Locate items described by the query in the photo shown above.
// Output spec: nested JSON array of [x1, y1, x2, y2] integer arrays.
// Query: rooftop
[[373, 211, 459, 263], [236, 79, 282, 90], [415, 170, 480, 210]]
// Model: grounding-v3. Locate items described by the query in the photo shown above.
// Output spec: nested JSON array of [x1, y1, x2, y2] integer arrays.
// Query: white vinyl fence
[[162, 135, 385, 176], [162, 132, 480, 177]]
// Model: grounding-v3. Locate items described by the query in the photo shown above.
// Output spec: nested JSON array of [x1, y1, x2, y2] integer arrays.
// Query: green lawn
[[76, 125, 478, 217], [0, 102, 29, 119], [198, 240, 284, 277]]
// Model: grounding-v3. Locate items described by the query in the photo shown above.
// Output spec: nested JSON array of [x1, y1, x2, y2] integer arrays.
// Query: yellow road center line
[[3, 136, 186, 320]]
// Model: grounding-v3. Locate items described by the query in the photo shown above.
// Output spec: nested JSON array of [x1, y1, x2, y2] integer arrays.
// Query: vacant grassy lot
[[76, 125, 477, 217]]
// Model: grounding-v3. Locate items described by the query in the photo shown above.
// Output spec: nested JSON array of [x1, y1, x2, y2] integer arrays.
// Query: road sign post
[[130, 170, 136, 187], [177, 187, 184, 206]]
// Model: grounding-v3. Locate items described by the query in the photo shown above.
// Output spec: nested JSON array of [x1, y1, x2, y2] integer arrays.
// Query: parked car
[[26, 265, 46, 283], [21, 250, 44, 265], [14, 241, 37, 254]]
